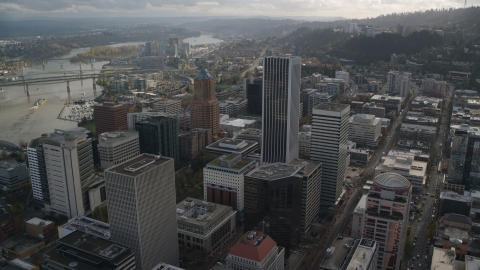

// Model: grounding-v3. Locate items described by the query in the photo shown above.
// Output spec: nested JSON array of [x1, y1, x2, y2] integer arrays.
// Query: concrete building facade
[[176, 198, 236, 258], [0, 160, 30, 192], [98, 131, 140, 169], [349, 114, 381, 148], [105, 154, 179, 269], [311, 103, 350, 206]]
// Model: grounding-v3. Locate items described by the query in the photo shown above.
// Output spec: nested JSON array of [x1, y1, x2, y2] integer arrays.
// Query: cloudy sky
[[0, 0, 478, 19]]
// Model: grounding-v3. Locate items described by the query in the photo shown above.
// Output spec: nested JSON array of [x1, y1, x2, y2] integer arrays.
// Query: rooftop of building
[[451, 124, 480, 136], [443, 213, 472, 225], [373, 172, 411, 190], [207, 154, 255, 171], [320, 235, 356, 270], [94, 102, 125, 108], [176, 198, 234, 229], [0, 235, 43, 254], [443, 226, 469, 243], [466, 255, 480, 270], [236, 128, 261, 136], [43, 231, 132, 269], [42, 128, 89, 146], [371, 94, 403, 102], [400, 123, 437, 132], [353, 194, 368, 215], [346, 239, 377, 270], [155, 99, 181, 104], [314, 103, 349, 112], [25, 217, 53, 227], [4, 259, 38, 270], [246, 162, 304, 181], [196, 69, 213, 80], [60, 216, 111, 240], [0, 159, 26, 171], [378, 155, 427, 177], [220, 118, 257, 127], [98, 130, 138, 144], [440, 191, 473, 203], [206, 138, 257, 153], [152, 262, 185, 270], [289, 158, 322, 176], [106, 154, 172, 177], [431, 247, 456, 270], [228, 231, 277, 263]]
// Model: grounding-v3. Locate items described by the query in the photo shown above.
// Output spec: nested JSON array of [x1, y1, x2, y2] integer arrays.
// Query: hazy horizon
[[1, 0, 479, 21]]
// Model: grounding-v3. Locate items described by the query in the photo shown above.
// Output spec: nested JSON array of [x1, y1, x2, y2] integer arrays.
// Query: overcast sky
[[1, 0, 478, 20]]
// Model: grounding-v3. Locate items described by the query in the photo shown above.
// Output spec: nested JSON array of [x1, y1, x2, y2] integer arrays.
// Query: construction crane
[[465, 0, 467, 8]]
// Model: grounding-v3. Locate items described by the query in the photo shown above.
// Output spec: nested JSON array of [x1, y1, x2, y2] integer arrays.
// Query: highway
[[241, 46, 267, 78]]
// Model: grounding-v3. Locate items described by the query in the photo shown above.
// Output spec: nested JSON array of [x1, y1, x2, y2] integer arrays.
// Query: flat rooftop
[[466, 255, 480, 270], [320, 235, 356, 270], [440, 191, 473, 203], [431, 247, 455, 270], [220, 118, 257, 127], [25, 217, 53, 227], [314, 103, 349, 112], [98, 130, 138, 144], [289, 158, 322, 176], [106, 154, 172, 177], [207, 155, 255, 171], [206, 138, 258, 154], [58, 230, 130, 261], [60, 216, 111, 240], [176, 198, 234, 230], [0, 235, 43, 254], [247, 163, 304, 181], [353, 194, 368, 215], [0, 159, 26, 171], [346, 239, 377, 270]]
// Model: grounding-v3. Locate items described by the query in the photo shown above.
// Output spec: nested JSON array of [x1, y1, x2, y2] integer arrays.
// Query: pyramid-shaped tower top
[[196, 69, 213, 80]]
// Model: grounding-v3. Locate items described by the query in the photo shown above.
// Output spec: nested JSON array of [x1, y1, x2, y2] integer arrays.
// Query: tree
[[404, 236, 414, 256], [92, 205, 109, 223], [426, 221, 437, 239], [10, 203, 24, 215]]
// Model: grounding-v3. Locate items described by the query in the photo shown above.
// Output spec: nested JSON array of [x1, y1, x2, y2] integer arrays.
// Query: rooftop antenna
[[464, 0, 467, 8]]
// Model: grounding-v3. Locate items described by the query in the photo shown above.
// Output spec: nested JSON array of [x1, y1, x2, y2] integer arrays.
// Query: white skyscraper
[[311, 103, 350, 206], [261, 56, 301, 165], [27, 128, 95, 219]]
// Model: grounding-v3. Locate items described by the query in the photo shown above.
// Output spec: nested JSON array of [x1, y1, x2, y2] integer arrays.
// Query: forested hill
[[333, 31, 444, 64]]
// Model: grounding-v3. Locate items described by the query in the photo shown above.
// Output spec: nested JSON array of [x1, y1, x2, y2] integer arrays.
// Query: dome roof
[[373, 173, 411, 190]]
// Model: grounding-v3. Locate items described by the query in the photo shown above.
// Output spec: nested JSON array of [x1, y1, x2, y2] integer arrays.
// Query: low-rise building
[[42, 230, 135, 270], [98, 131, 140, 169], [363, 103, 386, 118], [349, 149, 371, 166], [439, 192, 472, 218], [235, 128, 261, 148], [0, 235, 44, 260], [220, 116, 259, 137], [25, 218, 55, 243], [152, 263, 185, 270], [176, 198, 236, 258], [226, 230, 285, 270]]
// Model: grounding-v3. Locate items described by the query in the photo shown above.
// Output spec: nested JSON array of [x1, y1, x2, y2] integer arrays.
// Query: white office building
[[153, 99, 182, 116], [311, 103, 350, 206], [98, 131, 140, 169], [386, 71, 411, 98], [349, 114, 381, 148], [41, 128, 95, 219]]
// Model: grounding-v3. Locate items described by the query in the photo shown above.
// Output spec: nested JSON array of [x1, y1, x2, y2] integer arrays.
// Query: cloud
[[0, 0, 478, 18]]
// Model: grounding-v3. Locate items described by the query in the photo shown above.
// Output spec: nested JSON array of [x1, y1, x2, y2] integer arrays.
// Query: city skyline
[[1, 0, 478, 20]]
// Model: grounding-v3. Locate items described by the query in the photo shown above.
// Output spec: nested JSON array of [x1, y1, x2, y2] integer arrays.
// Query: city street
[[405, 86, 453, 270]]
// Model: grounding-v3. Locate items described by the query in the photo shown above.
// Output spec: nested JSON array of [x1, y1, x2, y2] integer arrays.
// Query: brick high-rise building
[[190, 70, 220, 136], [93, 102, 128, 137]]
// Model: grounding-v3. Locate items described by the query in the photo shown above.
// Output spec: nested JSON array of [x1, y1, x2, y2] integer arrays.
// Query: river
[[0, 36, 221, 144]]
